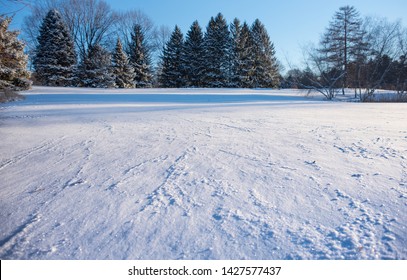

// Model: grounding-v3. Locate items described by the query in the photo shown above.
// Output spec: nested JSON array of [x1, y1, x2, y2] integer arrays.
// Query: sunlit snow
[[1, 87, 406, 259]]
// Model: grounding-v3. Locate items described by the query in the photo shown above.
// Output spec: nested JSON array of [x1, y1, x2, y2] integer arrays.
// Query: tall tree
[[234, 22, 256, 88], [128, 24, 152, 87], [251, 19, 280, 88], [159, 25, 185, 88], [319, 6, 367, 94], [112, 38, 135, 88], [79, 44, 115, 88], [182, 20, 205, 87], [33, 9, 77, 86], [203, 13, 231, 87], [0, 16, 31, 91], [229, 18, 242, 87]]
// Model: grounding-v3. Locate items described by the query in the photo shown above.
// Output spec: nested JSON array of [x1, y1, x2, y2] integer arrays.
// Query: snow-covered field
[[1, 87, 406, 260]]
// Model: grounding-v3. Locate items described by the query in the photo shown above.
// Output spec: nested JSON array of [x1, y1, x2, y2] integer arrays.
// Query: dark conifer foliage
[[79, 44, 115, 88], [128, 24, 152, 88], [251, 19, 280, 88], [229, 18, 242, 87], [182, 21, 205, 87], [112, 38, 135, 88], [159, 25, 185, 88], [236, 22, 256, 88], [33, 9, 76, 86], [203, 13, 232, 87], [27, 8, 284, 89]]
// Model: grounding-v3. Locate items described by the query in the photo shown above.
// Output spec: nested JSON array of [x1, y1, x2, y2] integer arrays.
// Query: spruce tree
[[112, 38, 135, 88], [33, 9, 76, 87], [229, 18, 242, 87], [203, 13, 231, 87], [79, 44, 115, 88], [182, 21, 205, 87], [128, 24, 152, 88], [236, 22, 256, 88], [159, 25, 185, 88], [0, 16, 31, 91], [251, 19, 280, 88]]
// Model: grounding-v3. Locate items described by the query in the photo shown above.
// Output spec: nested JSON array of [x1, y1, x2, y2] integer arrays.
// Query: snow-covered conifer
[[251, 19, 280, 88], [236, 22, 256, 88], [112, 38, 135, 88], [203, 13, 231, 87], [159, 25, 185, 88], [182, 21, 205, 87], [33, 9, 76, 87], [0, 16, 31, 91], [128, 24, 152, 88], [229, 18, 242, 87], [79, 44, 115, 88]]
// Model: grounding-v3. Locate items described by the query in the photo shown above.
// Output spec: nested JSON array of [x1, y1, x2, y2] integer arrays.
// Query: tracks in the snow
[[0, 138, 65, 171], [138, 146, 200, 216]]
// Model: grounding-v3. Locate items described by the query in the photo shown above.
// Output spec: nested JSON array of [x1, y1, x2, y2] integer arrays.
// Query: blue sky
[[3, 0, 407, 70]]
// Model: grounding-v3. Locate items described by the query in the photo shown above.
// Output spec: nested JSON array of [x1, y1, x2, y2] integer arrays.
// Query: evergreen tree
[[236, 22, 256, 88], [251, 19, 280, 88], [128, 24, 152, 88], [203, 13, 231, 87], [79, 44, 115, 88], [319, 6, 367, 94], [0, 16, 31, 91], [33, 9, 76, 87], [112, 38, 135, 88], [182, 21, 205, 87], [229, 18, 242, 87], [159, 25, 185, 88]]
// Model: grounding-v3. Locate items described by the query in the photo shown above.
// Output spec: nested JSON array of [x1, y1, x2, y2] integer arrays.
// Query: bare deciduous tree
[[359, 16, 401, 100], [113, 9, 155, 53], [0, 0, 31, 16], [302, 43, 345, 100]]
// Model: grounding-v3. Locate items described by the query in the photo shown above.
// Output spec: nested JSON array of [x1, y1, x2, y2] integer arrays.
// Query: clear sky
[[2, 0, 407, 70]]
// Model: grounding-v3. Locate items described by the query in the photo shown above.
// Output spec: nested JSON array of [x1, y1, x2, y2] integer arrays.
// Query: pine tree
[[251, 19, 280, 88], [319, 6, 367, 94], [182, 21, 205, 87], [112, 38, 135, 88], [229, 18, 242, 87], [79, 44, 115, 88], [236, 22, 256, 88], [229, 18, 243, 88], [0, 16, 31, 91], [203, 13, 232, 87], [128, 24, 152, 88], [159, 25, 185, 88], [33, 9, 76, 87]]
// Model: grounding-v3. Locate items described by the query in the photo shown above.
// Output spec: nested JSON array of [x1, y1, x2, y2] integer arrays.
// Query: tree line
[[32, 10, 279, 89], [283, 6, 407, 101], [1, 0, 275, 89]]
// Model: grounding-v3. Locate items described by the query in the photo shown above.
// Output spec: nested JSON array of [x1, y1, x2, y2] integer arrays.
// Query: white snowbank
[[0, 87, 406, 259]]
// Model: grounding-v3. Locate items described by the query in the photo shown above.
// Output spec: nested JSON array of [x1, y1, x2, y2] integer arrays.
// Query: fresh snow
[[0, 87, 406, 260]]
